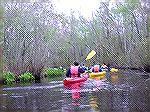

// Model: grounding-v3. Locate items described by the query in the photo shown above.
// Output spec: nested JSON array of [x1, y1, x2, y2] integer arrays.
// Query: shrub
[[44, 68, 65, 77], [3, 71, 15, 85], [19, 72, 34, 83]]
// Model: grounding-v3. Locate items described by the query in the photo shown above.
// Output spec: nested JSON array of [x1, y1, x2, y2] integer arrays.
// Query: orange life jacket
[[70, 66, 79, 77], [93, 65, 100, 72]]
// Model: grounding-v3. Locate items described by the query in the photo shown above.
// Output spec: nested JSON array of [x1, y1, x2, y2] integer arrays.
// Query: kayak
[[101, 68, 118, 72], [63, 74, 88, 86], [93, 75, 106, 80], [82, 69, 92, 74], [89, 71, 106, 78], [110, 68, 118, 72]]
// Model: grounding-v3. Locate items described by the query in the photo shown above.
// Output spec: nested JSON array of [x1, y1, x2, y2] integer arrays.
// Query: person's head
[[73, 61, 79, 66], [107, 63, 110, 67]]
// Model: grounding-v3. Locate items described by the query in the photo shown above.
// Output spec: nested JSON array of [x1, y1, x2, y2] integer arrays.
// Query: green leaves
[[112, 5, 129, 14], [3, 71, 15, 85], [19, 72, 34, 83], [43, 68, 65, 77], [44, 27, 57, 42], [112, 0, 140, 15], [126, 0, 139, 4]]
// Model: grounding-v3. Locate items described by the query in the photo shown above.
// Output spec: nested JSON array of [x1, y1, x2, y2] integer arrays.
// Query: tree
[[0, 0, 4, 79]]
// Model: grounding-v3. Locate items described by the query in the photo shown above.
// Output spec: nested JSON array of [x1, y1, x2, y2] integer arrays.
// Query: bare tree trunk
[[0, 42, 3, 80], [144, 1, 150, 72]]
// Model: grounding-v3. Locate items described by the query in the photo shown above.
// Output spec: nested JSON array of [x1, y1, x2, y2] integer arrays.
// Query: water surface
[[0, 70, 150, 112]]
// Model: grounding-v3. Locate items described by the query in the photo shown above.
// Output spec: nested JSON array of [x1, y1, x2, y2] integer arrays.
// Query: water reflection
[[110, 73, 119, 85], [0, 70, 150, 112], [62, 83, 90, 112], [0, 82, 63, 112], [89, 94, 99, 111]]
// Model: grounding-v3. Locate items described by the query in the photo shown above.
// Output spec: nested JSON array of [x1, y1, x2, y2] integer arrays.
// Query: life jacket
[[93, 65, 100, 72], [70, 66, 79, 77]]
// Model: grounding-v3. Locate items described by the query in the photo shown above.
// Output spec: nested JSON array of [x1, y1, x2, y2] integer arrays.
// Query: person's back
[[92, 64, 102, 72], [66, 62, 85, 78], [80, 64, 88, 71]]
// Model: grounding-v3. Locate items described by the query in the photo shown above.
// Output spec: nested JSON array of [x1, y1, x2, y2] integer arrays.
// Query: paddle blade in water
[[86, 50, 96, 60]]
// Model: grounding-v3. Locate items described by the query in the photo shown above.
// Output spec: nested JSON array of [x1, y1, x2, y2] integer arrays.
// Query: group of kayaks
[[63, 68, 118, 86]]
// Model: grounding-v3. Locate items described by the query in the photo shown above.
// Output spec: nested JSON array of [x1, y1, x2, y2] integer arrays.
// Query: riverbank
[[0, 66, 150, 86], [117, 66, 150, 73], [0, 72, 2, 84]]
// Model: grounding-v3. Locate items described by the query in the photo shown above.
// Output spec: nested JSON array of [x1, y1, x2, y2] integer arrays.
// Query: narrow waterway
[[0, 70, 150, 112]]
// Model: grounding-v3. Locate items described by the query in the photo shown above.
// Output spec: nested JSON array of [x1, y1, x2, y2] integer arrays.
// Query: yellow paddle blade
[[86, 50, 96, 60]]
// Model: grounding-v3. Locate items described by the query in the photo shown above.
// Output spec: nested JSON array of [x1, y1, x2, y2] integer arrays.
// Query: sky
[[52, 0, 117, 19], [52, 0, 101, 19], [30, 0, 116, 19]]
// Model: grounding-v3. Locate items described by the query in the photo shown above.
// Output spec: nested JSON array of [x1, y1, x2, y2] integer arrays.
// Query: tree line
[[0, 0, 150, 81]]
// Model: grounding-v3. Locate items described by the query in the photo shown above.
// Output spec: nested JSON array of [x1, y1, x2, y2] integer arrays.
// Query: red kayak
[[63, 74, 88, 86]]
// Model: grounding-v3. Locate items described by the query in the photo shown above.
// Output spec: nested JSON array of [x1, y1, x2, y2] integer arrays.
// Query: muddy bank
[[117, 66, 150, 73]]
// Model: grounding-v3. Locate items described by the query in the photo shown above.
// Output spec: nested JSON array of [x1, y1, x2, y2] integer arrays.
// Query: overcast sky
[[52, 0, 116, 19], [52, 0, 102, 19]]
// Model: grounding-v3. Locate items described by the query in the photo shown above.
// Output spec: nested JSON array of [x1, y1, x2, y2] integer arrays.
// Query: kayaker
[[66, 61, 85, 78], [88, 65, 93, 70], [91, 65, 103, 72], [81, 64, 88, 71], [101, 63, 108, 69]]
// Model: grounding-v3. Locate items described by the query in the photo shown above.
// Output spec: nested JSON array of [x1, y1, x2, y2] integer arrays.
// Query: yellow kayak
[[89, 71, 106, 78], [82, 69, 92, 74], [110, 68, 118, 73]]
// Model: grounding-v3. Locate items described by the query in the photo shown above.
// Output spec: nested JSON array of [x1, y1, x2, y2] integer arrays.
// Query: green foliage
[[112, 0, 139, 15], [44, 68, 65, 77], [126, 0, 139, 4], [44, 27, 57, 42], [19, 72, 34, 83], [126, 0, 139, 11], [0, 72, 2, 78], [3, 71, 15, 85], [112, 5, 129, 14]]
